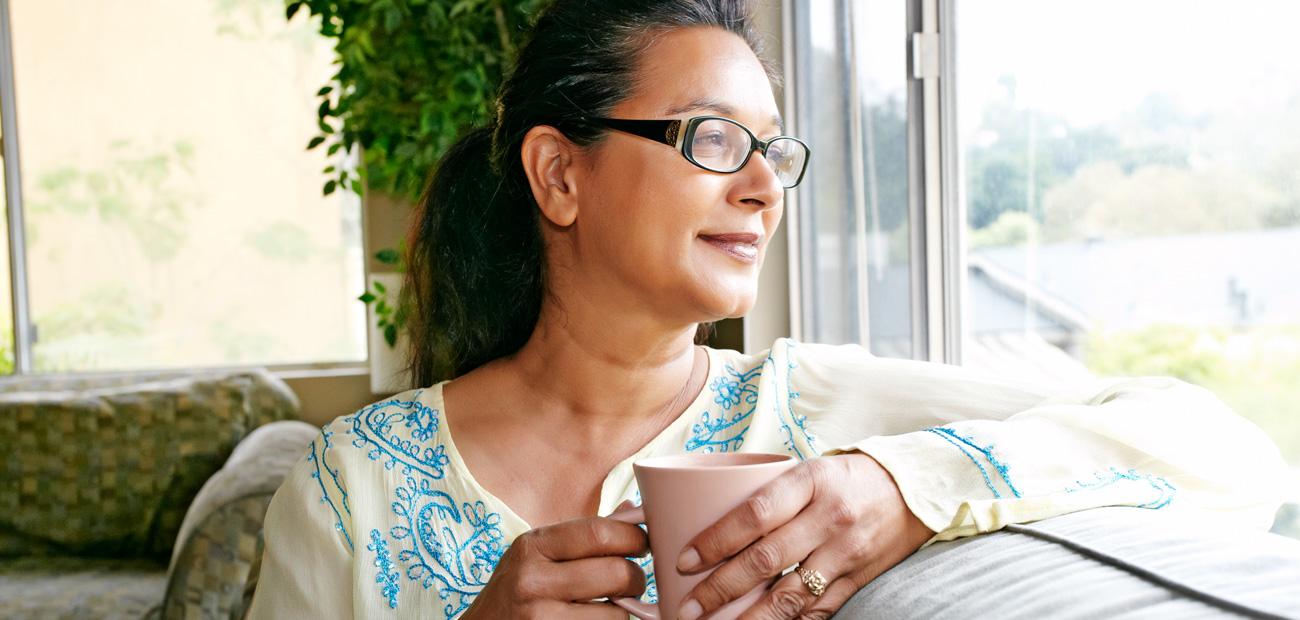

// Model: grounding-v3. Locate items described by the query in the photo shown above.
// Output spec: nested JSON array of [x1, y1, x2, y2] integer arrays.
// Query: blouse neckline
[[430, 345, 720, 532]]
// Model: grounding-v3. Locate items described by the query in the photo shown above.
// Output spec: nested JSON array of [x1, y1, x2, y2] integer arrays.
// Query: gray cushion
[[836, 507, 1300, 619]]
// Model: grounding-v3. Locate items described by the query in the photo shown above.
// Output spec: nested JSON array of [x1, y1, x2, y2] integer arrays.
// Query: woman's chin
[[692, 283, 758, 319]]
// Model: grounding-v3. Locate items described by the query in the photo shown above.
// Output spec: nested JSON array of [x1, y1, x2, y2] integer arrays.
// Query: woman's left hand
[[675, 453, 934, 620]]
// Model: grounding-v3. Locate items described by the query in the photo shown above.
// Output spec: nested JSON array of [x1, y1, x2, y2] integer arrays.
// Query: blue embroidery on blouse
[[926, 426, 1022, 498], [335, 395, 508, 617], [307, 433, 354, 552], [924, 428, 1003, 498], [389, 475, 506, 618], [625, 492, 658, 604], [686, 360, 764, 452], [368, 529, 401, 609], [634, 553, 659, 603], [344, 393, 450, 479], [1066, 467, 1177, 509], [773, 342, 817, 460]]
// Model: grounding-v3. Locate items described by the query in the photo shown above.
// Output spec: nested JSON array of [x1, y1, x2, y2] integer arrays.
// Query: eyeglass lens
[[688, 118, 808, 187]]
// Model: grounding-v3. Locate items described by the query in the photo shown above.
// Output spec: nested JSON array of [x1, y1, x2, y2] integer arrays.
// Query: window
[[957, 0, 1300, 474], [791, 0, 1299, 523], [1, 0, 365, 373], [789, 0, 918, 358]]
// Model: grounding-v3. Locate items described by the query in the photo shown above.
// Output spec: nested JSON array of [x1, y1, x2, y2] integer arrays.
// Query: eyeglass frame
[[572, 115, 811, 188]]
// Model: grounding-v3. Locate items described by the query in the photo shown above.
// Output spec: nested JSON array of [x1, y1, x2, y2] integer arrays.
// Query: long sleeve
[[247, 431, 356, 618], [782, 340, 1288, 543]]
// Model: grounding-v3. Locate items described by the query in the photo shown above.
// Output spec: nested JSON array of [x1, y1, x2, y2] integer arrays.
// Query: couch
[[835, 506, 1300, 618], [0, 368, 318, 619]]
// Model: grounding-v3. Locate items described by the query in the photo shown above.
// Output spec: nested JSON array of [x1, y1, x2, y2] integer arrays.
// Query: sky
[[957, 0, 1300, 130]]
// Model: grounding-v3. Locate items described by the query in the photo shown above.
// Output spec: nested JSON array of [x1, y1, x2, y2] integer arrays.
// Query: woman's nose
[[735, 149, 785, 210]]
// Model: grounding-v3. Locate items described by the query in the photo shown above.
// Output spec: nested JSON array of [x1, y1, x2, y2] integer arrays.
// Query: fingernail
[[677, 546, 700, 572], [679, 598, 703, 620]]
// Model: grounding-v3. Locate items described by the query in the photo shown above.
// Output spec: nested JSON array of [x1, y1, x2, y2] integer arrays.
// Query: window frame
[[779, 0, 967, 364], [0, 0, 32, 374]]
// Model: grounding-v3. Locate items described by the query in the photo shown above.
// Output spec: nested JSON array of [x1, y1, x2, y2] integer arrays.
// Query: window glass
[[10, 0, 365, 371], [793, 0, 915, 356], [958, 0, 1300, 492]]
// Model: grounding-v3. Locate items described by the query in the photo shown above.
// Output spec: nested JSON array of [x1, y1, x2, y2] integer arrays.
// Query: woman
[[248, 0, 1286, 618]]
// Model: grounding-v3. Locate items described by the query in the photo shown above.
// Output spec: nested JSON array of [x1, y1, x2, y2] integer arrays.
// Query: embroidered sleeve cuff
[[823, 430, 1112, 542], [824, 431, 991, 540], [823, 430, 1200, 543]]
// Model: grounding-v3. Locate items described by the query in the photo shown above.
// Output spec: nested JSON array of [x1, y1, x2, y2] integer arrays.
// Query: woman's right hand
[[463, 500, 650, 619]]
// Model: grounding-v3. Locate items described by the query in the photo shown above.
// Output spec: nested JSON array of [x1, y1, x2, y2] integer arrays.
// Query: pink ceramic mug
[[607, 452, 799, 620]]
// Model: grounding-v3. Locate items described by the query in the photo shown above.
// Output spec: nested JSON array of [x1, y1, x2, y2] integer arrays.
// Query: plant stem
[[492, 0, 513, 59]]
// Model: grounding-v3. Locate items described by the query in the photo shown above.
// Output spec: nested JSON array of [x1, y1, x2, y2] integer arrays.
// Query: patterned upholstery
[[0, 557, 167, 619], [162, 496, 273, 620], [0, 369, 305, 619], [161, 420, 319, 620]]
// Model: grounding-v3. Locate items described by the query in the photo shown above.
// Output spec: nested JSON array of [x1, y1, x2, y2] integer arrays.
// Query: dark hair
[[402, 0, 777, 388]]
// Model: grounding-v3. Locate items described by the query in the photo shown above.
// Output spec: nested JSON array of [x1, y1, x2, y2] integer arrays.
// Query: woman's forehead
[[663, 95, 785, 135], [618, 27, 783, 134]]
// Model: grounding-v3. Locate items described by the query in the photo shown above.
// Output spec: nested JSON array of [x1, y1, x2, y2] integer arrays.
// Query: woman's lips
[[699, 233, 760, 263]]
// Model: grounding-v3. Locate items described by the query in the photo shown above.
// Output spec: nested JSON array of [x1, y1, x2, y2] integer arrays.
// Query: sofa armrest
[[161, 420, 318, 620], [833, 507, 1300, 619]]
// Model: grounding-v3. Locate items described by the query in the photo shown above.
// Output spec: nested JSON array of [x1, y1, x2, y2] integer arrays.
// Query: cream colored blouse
[[248, 339, 1286, 619]]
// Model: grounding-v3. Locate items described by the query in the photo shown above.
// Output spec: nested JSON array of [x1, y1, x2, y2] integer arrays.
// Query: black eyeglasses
[[574, 115, 810, 188]]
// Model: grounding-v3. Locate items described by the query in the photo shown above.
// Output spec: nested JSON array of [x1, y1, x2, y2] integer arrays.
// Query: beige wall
[[283, 370, 376, 426]]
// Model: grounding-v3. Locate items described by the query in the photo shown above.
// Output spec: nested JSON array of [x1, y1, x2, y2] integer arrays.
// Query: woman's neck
[[501, 305, 705, 430]]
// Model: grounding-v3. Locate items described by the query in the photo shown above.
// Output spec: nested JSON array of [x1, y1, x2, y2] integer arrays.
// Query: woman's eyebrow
[[664, 97, 785, 134]]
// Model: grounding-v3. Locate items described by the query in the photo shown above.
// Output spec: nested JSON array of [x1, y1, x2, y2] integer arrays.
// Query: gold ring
[[794, 564, 828, 597]]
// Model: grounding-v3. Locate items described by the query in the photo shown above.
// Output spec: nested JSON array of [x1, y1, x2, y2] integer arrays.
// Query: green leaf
[[375, 248, 400, 265], [450, 0, 477, 18], [306, 136, 326, 150], [300, 0, 542, 203], [373, 280, 387, 293], [286, 2, 303, 20], [384, 324, 398, 347], [318, 120, 334, 134], [383, 7, 402, 32], [358, 292, 377, 303], [324, 180, 337, 195]]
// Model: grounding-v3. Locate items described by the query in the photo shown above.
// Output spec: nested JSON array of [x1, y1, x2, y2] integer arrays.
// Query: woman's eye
[[693, 132, 728, 149]]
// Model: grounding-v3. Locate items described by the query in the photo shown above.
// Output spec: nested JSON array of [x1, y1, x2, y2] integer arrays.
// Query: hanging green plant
[[286, 0, 547, 347]]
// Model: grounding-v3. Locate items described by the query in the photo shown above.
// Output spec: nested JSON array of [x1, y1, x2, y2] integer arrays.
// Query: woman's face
[[563, 26, 786, 325]]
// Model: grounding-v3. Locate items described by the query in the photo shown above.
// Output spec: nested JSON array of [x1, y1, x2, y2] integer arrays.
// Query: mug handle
[[606, 505, 659, 620]]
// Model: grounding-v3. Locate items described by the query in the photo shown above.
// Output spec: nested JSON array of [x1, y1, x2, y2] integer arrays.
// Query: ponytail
[[402, 126, 543, 387]]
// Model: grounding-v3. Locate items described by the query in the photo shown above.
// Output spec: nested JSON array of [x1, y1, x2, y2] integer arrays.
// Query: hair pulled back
[[402, 0, 775, 387]]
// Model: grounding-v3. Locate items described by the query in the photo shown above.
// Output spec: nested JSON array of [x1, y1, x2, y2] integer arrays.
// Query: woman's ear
[[520, 125, 582, 227]]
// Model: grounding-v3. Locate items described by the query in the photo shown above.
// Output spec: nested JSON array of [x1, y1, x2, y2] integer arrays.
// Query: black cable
[[1003, 523, 1295, 620]]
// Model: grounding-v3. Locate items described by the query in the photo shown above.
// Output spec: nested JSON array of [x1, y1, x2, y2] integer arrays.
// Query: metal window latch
[[911, 32, 940, 80]]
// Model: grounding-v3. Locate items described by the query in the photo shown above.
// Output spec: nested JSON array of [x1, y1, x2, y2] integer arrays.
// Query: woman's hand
[[675, 453, 933, 620], [463, 501, 650, 620]]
